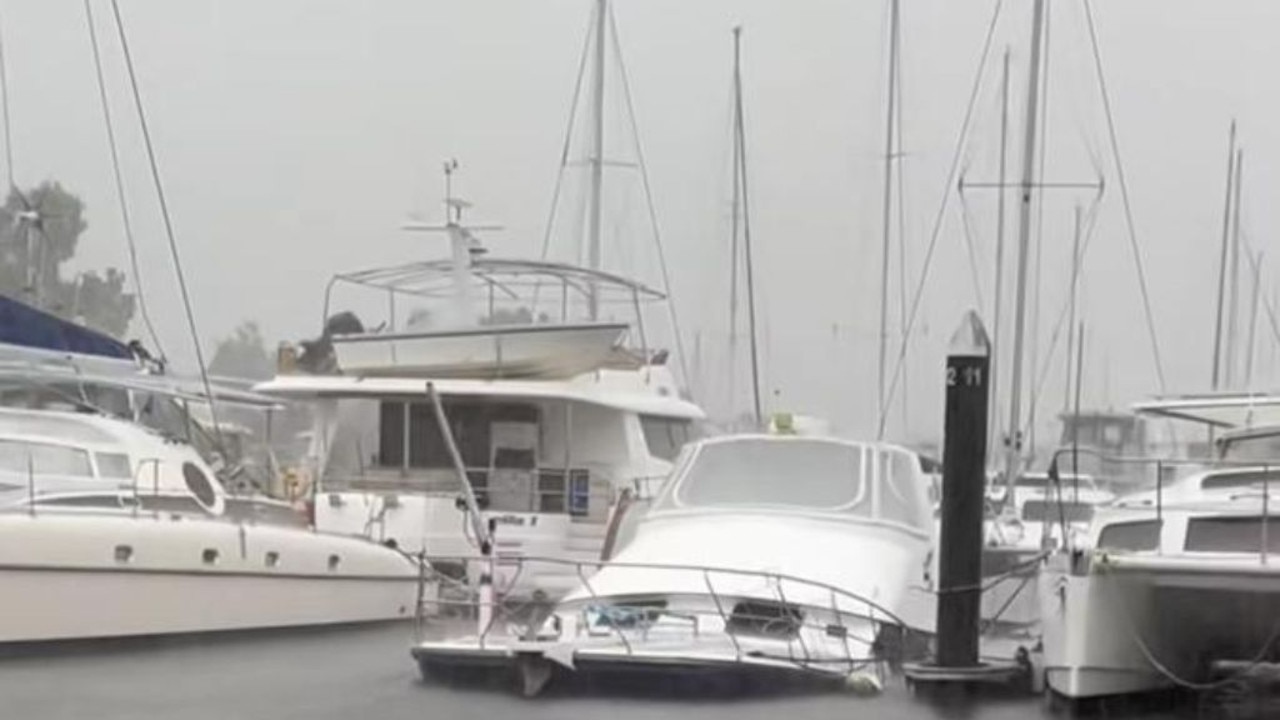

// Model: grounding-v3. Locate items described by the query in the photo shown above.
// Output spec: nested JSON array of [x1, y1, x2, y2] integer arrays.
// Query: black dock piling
[[936, 310, 990, 667], [905, 311, 1030, 695]]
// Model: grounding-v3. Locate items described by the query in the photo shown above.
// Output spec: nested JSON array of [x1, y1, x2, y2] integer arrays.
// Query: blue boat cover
[[0, 293, 133, 360]]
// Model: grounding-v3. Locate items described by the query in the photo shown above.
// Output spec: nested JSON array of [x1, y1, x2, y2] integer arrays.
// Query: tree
[[209, 321, 274, 381], [0, 181, 137, 339]]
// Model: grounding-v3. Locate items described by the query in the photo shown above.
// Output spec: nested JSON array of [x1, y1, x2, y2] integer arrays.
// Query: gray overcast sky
[[6, 0, 1280, 443]]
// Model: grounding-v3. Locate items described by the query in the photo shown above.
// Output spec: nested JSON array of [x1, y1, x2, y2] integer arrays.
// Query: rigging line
[[607, 4, 691, 392], [1211, 122, 1237, 392], [876, 0, 1005, 439], [732, 26, 762, 427], [1239, 233, 1280, 354], [875, 0, 900, 434], [0, 11, 13, 193], [536, 7, 594, 263], [1018, 185, 1100, 430], [83, 0, 164, 359], [1027, 1, 1051, 455], [530, 9, 594, 315], [1023, 188, 1104, 436], [109, 0, 226, 452], [894, 5, 910, 433], [957, 192, 987, 310], [1082, 0, 1166, 393]]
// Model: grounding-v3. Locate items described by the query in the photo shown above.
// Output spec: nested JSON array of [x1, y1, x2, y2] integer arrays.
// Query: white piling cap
[[948, 309, 991, 357]]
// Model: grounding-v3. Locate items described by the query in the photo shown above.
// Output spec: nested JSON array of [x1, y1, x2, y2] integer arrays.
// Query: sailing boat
[[0, 5, 420, 642]]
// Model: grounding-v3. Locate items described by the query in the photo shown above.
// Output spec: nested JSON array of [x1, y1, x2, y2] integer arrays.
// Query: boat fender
[[843, 671, 883, 696]]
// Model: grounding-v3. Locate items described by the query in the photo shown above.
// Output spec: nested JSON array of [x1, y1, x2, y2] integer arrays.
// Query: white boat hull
[[331, 323, 628, 379], [1040, 553, 1280, 699], [316, 490, 609, 598], [0, 511, 420, 643]]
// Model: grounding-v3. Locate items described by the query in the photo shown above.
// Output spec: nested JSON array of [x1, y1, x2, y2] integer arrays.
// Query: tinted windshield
[[1220, 434, 1280, 463], [672, 439, 866, 511]]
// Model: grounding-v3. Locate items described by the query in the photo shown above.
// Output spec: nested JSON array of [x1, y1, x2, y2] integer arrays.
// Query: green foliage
[[209, 321, 274, 381], [0, 181, 136, 338]]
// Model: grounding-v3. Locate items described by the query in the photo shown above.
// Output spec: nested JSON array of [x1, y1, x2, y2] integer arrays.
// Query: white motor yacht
[[0, 407, 419, 643], [411, 434, 938, 690], [256, 188, 705, 599]]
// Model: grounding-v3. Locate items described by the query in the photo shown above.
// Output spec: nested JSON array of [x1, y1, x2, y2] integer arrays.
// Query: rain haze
[[6, 0, 1280, 442], [12, 2, 1280, 718]]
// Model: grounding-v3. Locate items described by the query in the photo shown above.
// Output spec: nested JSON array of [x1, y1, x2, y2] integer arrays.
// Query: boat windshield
[[669, 438, 867, 512], [1219, 432, 1280, 464]]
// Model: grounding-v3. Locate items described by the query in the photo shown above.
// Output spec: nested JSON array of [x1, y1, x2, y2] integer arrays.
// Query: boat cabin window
[[376, 400, 539, 470], [1097, 520, 1162, 552], [1200, 470, 1280, 491], [95, 452, 133, 479], [878, 449, 922, 526], [670, 439, 867, 512], [1219, 433, 1280, 463], [0, 440, 93, 478], [640, 415, 694, 461], [1185, 516, 1280, 553]]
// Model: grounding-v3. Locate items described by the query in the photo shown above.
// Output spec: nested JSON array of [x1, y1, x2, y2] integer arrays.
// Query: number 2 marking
[[947, 365, 983, 387]]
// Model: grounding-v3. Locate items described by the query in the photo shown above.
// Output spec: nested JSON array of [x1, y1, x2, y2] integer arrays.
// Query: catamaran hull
[[0, 512, 420, 643], [331, 323, 628, 379], [1040, 555, 1280, 699], [0, 568, 416, 643]]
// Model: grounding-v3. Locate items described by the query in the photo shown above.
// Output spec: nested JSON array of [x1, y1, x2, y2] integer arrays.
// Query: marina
[[0, 0, 1279, 717]]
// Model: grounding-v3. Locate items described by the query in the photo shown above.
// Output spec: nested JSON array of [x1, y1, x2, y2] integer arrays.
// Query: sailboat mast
[[1063, 203, 1083, 414], [1211, 121, 1237, 392], [1004, 0, 1046, 494], [1225, 149, 1244, 387], [1245, 251, 1262, 389], [989, 47, 1011, 457], [733, 26, 764, 428], [728, 27, 743, 412], [586, 0, 607, 319], [875, 0, 901, 434]]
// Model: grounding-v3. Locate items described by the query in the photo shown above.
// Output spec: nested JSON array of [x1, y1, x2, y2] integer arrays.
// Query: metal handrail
[[1045, 447, 1280, 565], [574, 561, 633, 655], [703, 569, 741, 662], [414, 553, 913, 633]]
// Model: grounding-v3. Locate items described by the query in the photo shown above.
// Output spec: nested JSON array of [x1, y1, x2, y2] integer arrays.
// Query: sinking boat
[[411, 434, 938, 693]]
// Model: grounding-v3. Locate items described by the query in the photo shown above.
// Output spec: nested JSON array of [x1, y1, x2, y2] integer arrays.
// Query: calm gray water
[[0, 623, 1217, 720]]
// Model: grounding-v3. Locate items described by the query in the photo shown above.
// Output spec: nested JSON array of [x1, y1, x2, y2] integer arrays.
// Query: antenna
[[402, 161, 502, 326]]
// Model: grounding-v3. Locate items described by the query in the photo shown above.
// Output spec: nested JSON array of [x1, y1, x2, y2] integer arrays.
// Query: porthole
[[182, 462, 219, 510], [202, 548, 220, 565]]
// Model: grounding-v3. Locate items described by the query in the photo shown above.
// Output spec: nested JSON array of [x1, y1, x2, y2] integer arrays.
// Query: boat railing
[[412, 553, 912, 673], [1045, 447, 1280, 564], [128, 458, 164, 518], [321, 466, 622, 520]]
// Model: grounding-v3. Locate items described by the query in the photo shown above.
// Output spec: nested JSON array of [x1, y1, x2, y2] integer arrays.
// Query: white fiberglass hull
[[317, 490, 609, 598], [331, 323, 628, 379], [1040, 553, 1280, 699], [0, 511, 420, 643]]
